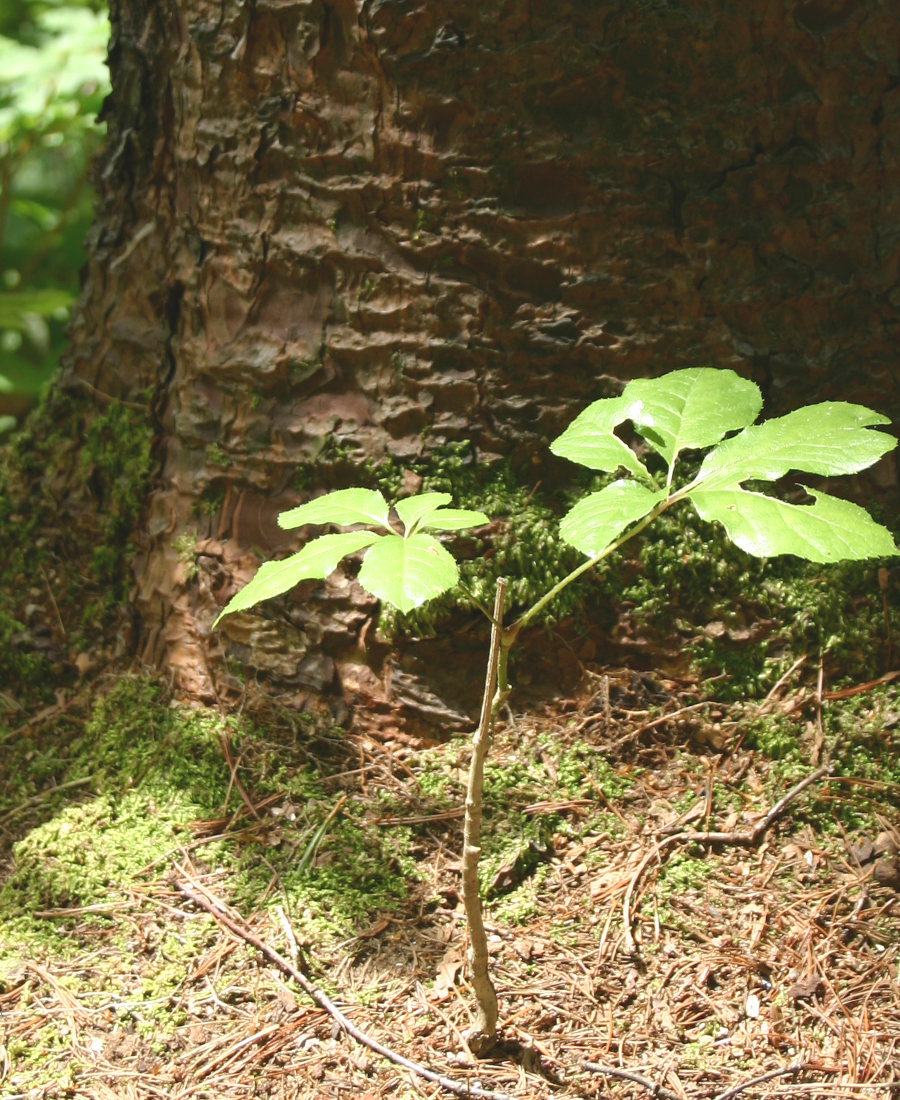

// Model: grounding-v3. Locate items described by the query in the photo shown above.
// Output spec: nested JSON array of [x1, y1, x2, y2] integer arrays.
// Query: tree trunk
[[11, 0, 900, 707]]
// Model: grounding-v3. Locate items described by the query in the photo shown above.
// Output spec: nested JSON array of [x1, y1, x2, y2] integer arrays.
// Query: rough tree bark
[[37, 0, 900, 708]]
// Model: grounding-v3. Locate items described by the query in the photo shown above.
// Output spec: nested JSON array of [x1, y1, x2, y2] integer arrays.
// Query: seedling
[[215, 367, 897, 1053]]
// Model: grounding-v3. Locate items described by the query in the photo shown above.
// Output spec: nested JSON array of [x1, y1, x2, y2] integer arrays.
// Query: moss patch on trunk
[[0, 390, 155, 704]]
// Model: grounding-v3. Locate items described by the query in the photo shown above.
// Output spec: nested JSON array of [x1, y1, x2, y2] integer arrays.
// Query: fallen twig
[[583, 1061, 683, 1100], [630, 700, 713, 736], [712, 1061, 808, 1100], [219, 733, 260, 820], [0, 776, 93, 827], [585, 1060, 837, 1100], [824, 669, 900, 700], [375, 798, 593, 828], [623, 764, 832, 953], [0, 693, 86, 746], [751, 653, 809, 718], [174, 879, 516, 1100], [376, 807, 465, 827]]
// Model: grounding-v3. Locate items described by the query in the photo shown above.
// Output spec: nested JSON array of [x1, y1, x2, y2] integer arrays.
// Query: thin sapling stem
[[461, 576, 508, 1055]]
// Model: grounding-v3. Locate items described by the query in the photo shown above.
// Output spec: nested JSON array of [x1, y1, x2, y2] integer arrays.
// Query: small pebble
[[874, 832, 899, 858], [850, 838, 875, 864], [873, 857, 900, 890]]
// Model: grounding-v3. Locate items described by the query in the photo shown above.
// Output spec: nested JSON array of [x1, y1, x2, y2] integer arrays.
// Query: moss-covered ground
[[1, 663, 898, 1098]]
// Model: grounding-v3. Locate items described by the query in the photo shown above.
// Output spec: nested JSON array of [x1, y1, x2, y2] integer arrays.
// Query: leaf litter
[[1, 666, 899, 1100]]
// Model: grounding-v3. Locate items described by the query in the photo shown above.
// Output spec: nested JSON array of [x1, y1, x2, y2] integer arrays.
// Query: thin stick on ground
[[174, 880, 517, 1100], [622, 763, 832, 954], [586, 1060, 827, 1100], [755, 653, 808, 716], [0, 776, 93, 828], [583, 1061, 683, 1100], [712, 1062, 809, 1100], [461, 576, 508, 1056]]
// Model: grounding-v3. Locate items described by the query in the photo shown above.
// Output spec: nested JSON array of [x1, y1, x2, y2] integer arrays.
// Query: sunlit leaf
[[622, 367, 762, 468], [394, 492, 452, 534], [278, 488, 391, 531], [550, 395, 651, 480], [419, 508, 489, 532], [559, 481, 666, 557], [10, 198, 60, 232], [0, 8, 110, 137], [213, 531, 379, 625], [695, 403, 897, 490], [358, 533, 459, 613], [394, 492, 488, 535], [690, 487, 898, 563]]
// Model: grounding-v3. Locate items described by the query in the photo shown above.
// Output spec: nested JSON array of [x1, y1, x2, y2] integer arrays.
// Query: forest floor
[[1, 665, 899, 1100]]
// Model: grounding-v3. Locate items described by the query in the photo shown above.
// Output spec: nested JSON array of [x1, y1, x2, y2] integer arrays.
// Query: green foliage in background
[[0, 0, 108, 425]]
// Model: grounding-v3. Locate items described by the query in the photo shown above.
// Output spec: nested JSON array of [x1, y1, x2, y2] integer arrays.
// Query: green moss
[[416, 766, 453, 805], [491, 864, 548, 924], [0, 675, 419, 978], [619, 481, 898, 700], [478, 755, 559, 897], [374, 443, 900, 700], [235, 810, 415, 936], [479, 817, 552, 898], [745, 714, 802, 760], [657, 853, 712, 895], [1, 791, 204, 911], [556, 744, 635, 800], [0, 391, 156, 700], [81, 400, 154, 587], [376, 448, 599, 637], [195, 485, 225, 517], [0, 605, 48, 689], [0, 680, 232, 919], [173, 529, 199, 580], [206, 441, 231, 469]]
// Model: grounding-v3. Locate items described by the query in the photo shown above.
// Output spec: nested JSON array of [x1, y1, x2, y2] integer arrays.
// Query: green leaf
[[559, 481, 667, 557], [394, 493, 489, 535], [213, 531, 379, 625], [622, 367, 762, 468], [278, 488, 391, 531], [550, 395, 651, 480], [419, 508, 489, 532], [695, 403, 897, 490], [690, 487, 897, 562], [394, 492, 452, 534], [357, 532, 459, 613]]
